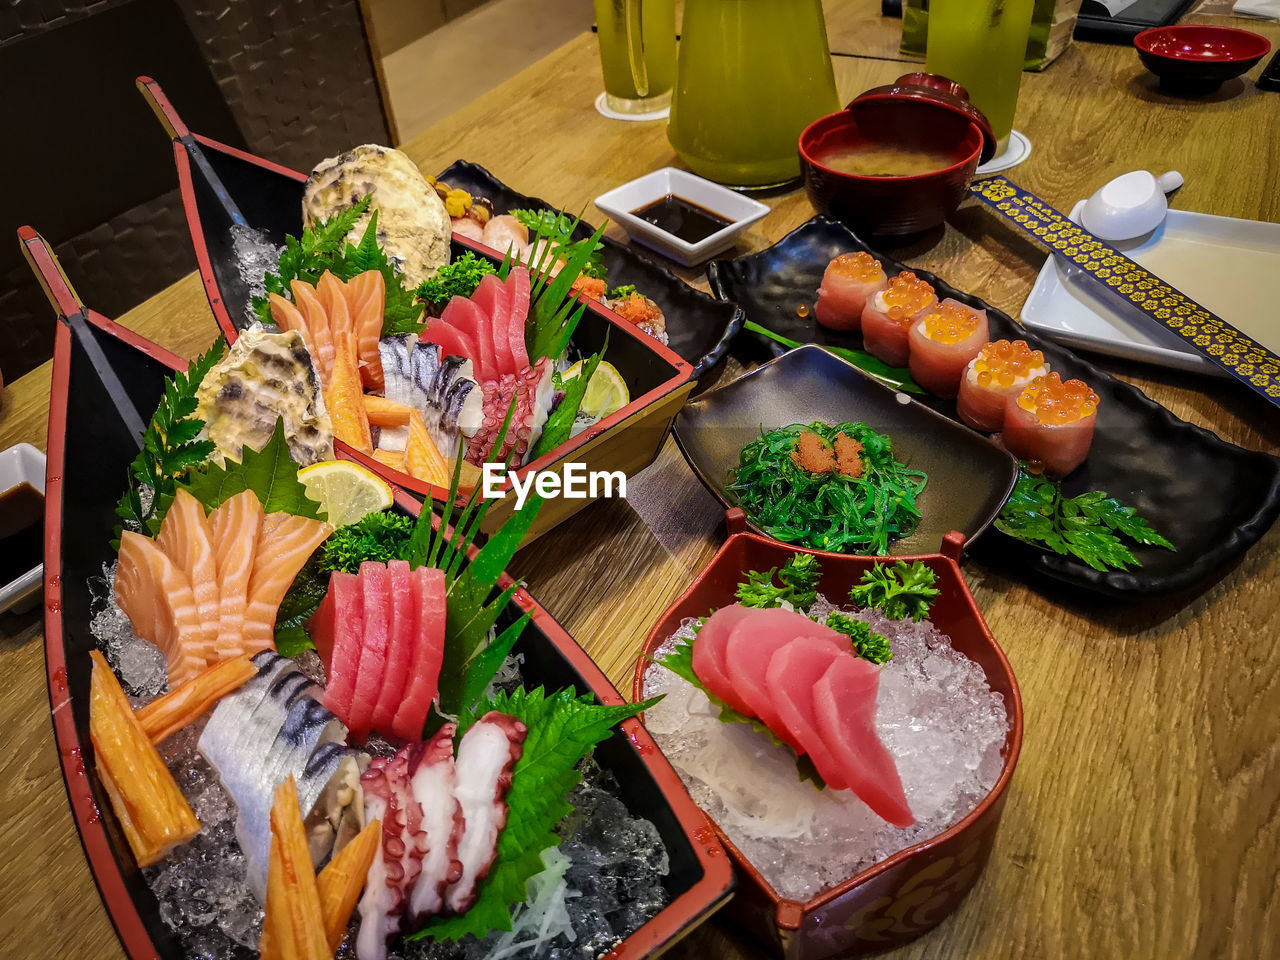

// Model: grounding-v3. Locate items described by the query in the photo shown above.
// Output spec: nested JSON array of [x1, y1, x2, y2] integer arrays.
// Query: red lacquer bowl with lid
[[633, 510, 1024, 959]]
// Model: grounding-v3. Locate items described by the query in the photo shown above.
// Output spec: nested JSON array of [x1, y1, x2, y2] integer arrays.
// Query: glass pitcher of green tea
[[594, 0, 677, 115], [667, 0, 840, 188]]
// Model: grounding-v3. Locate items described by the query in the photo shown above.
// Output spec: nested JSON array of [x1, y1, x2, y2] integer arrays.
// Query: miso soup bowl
[[799, 91, 986, 238], [633, 511, 1024, 959]]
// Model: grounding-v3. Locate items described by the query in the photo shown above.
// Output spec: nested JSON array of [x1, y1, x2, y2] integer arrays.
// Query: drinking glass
[[594, 0, 677, 115], [925, 0, 1036, 155]]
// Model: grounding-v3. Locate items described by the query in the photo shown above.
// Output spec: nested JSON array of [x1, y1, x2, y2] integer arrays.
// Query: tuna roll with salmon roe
[[957, 340, 1049, 432], [861, 271, 937, 367], [907, 299, 990, 398], [815, 252, 887, 331], [1003, 373, 1099, 477]]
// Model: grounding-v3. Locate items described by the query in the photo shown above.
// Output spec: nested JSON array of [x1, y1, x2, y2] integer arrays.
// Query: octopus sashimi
[[241, 512, 332, 653], [115, 531, 207, 684], [208, 490, 264, 655], [443, 712, 527, 913], [407, 724, 464, 920]]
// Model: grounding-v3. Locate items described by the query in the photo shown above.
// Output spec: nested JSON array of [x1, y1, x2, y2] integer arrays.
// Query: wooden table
[[4, 5, 1279, 957]]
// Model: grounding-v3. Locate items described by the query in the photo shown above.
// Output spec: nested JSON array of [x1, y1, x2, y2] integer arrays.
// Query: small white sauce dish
[[0, 443, 46, 616], [594, 167, 769, 267]]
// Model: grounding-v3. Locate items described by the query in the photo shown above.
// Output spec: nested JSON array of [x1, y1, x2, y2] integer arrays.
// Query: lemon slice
[[563, 360, 629, 420], [298, 460, 394, 528]]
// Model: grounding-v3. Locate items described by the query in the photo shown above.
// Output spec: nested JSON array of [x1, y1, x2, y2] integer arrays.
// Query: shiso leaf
[[178, 419, 325, 521], [408, 686, 657, 942], [113, 337, 226, 546], [273, 555, 328, 656]]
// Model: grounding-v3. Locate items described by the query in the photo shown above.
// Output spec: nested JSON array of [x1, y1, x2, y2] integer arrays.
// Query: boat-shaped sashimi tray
[[23, 225, 731, 960], [137, 77, 696, 544]]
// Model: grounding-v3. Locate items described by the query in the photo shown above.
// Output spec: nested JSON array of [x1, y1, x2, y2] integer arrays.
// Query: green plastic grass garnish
[[995, 466, 1174, 572], [729, 421, 927, 555]]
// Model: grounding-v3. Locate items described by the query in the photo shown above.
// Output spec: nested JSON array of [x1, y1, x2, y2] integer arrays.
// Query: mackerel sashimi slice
[[347, 561, 393, 739], [369, 560, 415, 734], [314, 570, 363, 724], [764, 638, 848, 789], [813, 654, 914, 827], [689, 603, 758, 717], [390, 566, 447, 742], [724, 607, 848, 752]]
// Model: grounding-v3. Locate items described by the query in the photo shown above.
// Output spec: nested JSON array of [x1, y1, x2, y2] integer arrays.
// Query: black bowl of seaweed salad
[[673, 345, 1019, 556]]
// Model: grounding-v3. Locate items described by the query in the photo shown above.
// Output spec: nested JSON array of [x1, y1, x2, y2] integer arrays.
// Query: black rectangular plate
[[706, 216, 1280, 596]]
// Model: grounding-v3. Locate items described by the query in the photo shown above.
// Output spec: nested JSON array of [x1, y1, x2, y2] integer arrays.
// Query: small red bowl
[[633, 511, 1024, 959], [1135, 25, 1271, 93], [799, 97, 985, 238]]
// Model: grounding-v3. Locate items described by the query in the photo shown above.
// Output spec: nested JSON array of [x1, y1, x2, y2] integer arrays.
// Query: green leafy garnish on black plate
[[996, 467, 1174, 572]]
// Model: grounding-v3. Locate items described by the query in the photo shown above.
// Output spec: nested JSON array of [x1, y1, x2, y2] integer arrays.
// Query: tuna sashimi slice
[[390, 566, 446, 742], [723, 607, 848, 753], [422, 316, 486, 383], [765, 639, 849, 790], [504, 267, 531, 371], [369, 560, 415, 735], [813, 655, 914, 827], [155, 488, 221, 665], [242, 512, 332, 654], [443, 712, 527, 913], [469, 274, 514, 375], [346, 562, 392, 739], [438, 297, 498, 382], [315, 571, 363, 723], [407, 724, 463, 920], [689, 604, 758, 717], [209, 490, 264, 655], [115, 531, 207, 685]]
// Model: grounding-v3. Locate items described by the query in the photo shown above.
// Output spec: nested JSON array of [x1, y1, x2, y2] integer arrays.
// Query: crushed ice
[[89, 562, 168, 701], [641, 596, 1009, 902], [228, 224, 284, 327]]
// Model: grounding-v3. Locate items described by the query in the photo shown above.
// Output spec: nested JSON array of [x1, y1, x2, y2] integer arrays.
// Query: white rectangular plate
[[1022, 200, 1280, 377]]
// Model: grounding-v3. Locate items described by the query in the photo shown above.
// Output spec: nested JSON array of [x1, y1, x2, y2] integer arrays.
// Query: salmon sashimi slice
[[690, 604, 758, 718], [268, 292, 306, 334], [292, 279, 335, 385], [369, 560, 414, 735], [325, 329, 374, 455], [242, 512, 333, 653], [813, 654, 914, 827], [345, 562, 392, 739], [115, 531, 208, 685], [723, 607, 847, 754], [344, 270, 386, 393], [504, 267, 532, 372], [209, 490, 265, 655], [317, 270, 352, 361], [406, 411, 450, 487], [764, 638, 849, 790], [314, 570, 363, 723], [391, 565, 447, 741], [155, 489, 221, 665]]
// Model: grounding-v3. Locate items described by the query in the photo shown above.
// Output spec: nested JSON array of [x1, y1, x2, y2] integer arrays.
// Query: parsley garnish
[[319, 511, 414, 573], [608, 284, 638, 300], [850, 560, 940, 622], [824, 613, 893, 664], [409, 686, 656, 941], [113, 338, 225, 545], [995, 467, 1174, 572], [413, 251, 497, 310], [253, 197, 424, 335], [735, 553, 821, 609]]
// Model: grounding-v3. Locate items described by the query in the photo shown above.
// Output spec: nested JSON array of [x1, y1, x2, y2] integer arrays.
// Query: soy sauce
[[0, 483, 43, 585], [631, 195, 733, 244]]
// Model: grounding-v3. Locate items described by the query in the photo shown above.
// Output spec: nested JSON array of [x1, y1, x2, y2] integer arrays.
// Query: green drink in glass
[[925, 0, 1036, 155], [594, 0, 676, 115]]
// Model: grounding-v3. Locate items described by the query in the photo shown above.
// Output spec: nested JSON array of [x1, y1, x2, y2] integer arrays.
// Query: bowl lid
[[848, 72, 997, 164]]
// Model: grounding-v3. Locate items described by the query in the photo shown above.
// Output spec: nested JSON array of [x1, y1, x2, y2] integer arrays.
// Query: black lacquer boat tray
[[706, 216, 1280, 597]]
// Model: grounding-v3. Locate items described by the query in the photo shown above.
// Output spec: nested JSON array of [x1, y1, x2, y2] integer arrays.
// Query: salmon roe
[[973, 339, 1046, 388], [1016, 372, 1099, 425], [920, 301, 981, 345], [828, 251, 884, 282], [879, 271, 937, 322]]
